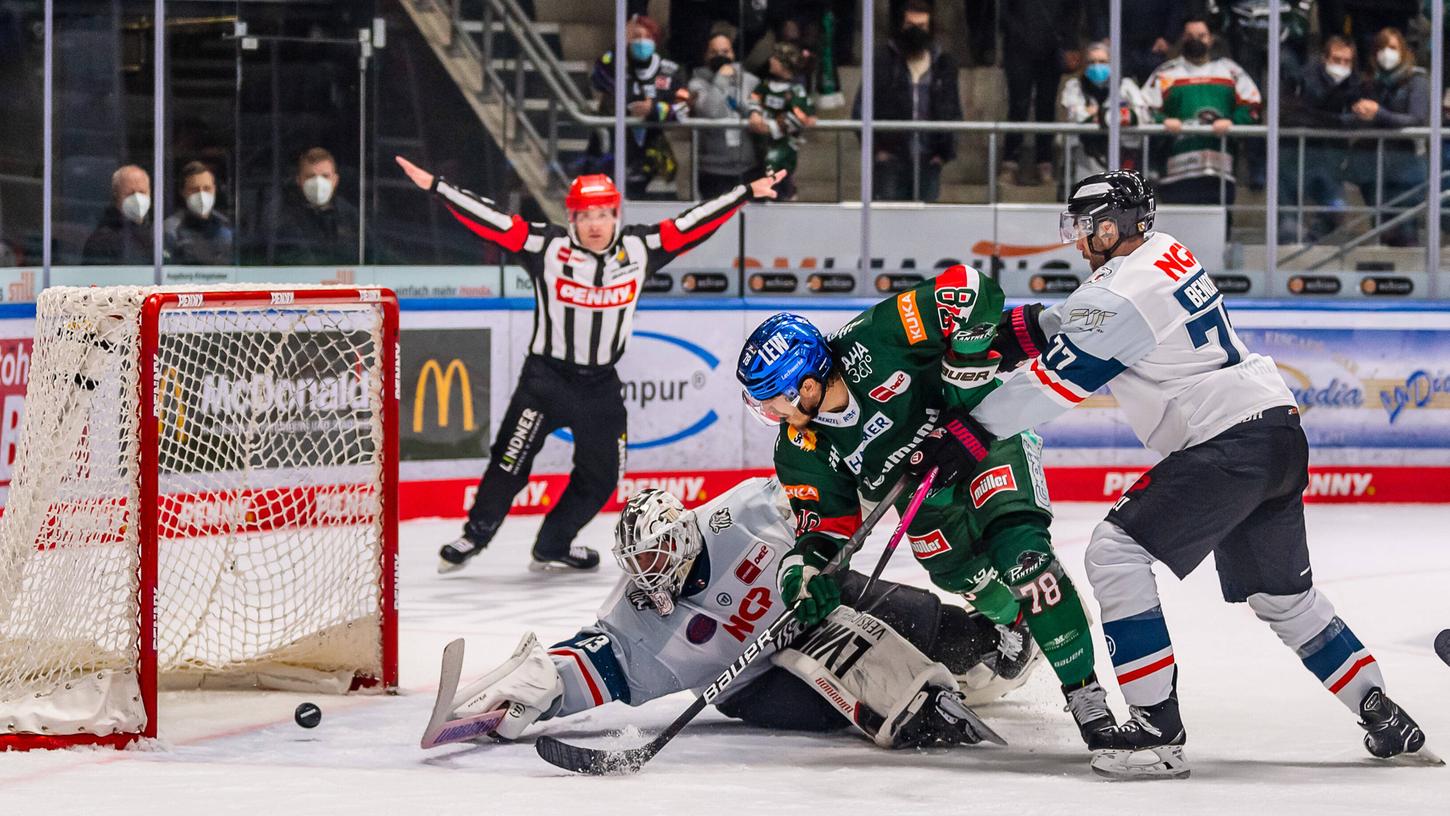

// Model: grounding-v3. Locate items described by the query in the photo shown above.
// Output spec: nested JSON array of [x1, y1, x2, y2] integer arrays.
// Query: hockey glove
[[994, 304, 1047, 371], [906, 411, 995, 487], [942, 323, 1002, 412], [779, 552, 841, 628]]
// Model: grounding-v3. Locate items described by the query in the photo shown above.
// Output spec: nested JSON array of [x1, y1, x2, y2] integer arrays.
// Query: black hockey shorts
[[713, 572, 997, 733], [1106, 405, 1313, 603]]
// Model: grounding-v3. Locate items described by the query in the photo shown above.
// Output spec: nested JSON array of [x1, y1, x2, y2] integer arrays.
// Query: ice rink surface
[[2, 503, 1447, 815]]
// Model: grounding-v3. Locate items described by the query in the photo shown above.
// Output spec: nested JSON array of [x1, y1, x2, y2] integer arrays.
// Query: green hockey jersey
[[771, 266, 1004, 557]]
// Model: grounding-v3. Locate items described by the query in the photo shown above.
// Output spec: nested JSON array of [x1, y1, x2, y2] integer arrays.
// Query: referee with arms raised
[[398, 155, 784, 573]]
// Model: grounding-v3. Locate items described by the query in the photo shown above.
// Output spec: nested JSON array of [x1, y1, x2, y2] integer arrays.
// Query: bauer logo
[[970, 465, 1017, 508], [908, 529, 952, 559], [557, 329, 719, 454]]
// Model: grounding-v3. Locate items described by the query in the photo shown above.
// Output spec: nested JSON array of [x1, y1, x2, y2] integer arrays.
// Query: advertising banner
[[401, 328, 493, 462]]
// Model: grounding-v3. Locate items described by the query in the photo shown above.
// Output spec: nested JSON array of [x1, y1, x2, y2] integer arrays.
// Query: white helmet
[[613, 488, 703, 616]]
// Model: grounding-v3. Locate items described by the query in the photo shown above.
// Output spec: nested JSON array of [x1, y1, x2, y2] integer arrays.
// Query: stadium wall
[[0, 298, 1445, 518]]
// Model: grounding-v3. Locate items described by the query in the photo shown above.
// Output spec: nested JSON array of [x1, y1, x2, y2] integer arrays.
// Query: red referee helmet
[[565, 174, 622, 212]]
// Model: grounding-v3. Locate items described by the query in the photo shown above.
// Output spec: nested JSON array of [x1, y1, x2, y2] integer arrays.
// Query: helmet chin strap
[[1086, 221, 1127, 262]]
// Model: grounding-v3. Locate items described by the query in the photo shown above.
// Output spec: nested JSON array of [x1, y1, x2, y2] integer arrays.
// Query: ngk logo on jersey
[[554, 277, 639, 308], [970, 465, 1018, 508], [869, 370, 912, 402], [734, 543, 773, 584], [908, 529, 952, 559]]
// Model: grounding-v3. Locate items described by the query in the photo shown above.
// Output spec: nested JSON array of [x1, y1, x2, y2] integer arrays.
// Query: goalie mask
[[613, 488, 703, 616]]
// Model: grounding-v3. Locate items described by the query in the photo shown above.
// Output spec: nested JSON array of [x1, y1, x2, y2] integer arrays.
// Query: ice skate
[[1087, 696, 1190, 781], [529, 545, 601, 573], [1359, 688, 1442, 765], [438, 535, 486, 574], [1062, 675, 1118, 748]]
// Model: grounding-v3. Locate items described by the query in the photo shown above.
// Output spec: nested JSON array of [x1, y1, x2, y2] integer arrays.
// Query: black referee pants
[[463, 355, 627, 559]]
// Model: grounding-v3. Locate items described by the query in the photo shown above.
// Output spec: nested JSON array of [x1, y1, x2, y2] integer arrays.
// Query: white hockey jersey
[[546, 477, 798, 718], [973, 231, 1294, 456]]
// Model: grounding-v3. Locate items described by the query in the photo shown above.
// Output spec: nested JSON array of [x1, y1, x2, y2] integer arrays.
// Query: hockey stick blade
[[420, 638, 467, 749], [534, 734, 661, 775], [421, 707, 510, 749], [1435, 629, 1450, 667]]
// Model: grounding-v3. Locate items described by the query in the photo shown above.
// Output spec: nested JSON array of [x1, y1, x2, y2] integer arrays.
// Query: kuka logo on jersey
[[554, 277, 639, 308], [970, 465, 1018, 508], [896, 290, 928, 345], [783, 484, 820, 501], [908, 529, 952, 559], [869, 370, 912, 402]]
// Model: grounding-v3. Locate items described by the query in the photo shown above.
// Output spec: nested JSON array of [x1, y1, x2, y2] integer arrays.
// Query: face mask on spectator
[[1085, 63, 1111, 86], [1325, 62, 1353, 83], [303, 174, 335, 207], [1181, 37, 1209, 62], [899, 25, 931, 53], [707, 54, 732, 72], [121, 192, 150, 224], [186, 190, 215, 219], [1377, 47, 1402, 72], [629, 38, 655, 62]]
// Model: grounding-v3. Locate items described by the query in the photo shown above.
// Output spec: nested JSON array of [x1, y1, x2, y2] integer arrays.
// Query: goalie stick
[[419, 638, 509, 749], [534, 468, 940, 775]]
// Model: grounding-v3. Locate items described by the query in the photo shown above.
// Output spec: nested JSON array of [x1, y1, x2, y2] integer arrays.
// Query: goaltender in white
[[424, 477, 1041, 750]]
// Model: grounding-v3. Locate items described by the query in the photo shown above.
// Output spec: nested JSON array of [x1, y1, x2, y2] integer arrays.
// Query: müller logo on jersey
[[553, 277, 639, 308]]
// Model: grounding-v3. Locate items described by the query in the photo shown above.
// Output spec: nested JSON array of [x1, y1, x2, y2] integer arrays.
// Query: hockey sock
[[1015, 569, 1096, 687], [1298, 618, 1383, 711], [1246, 589, 1383, 713], [1102, 606, 1177, 707]]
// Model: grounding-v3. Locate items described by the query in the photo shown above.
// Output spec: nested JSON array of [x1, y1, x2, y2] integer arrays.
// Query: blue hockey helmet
[[736, 313, 833, 423]]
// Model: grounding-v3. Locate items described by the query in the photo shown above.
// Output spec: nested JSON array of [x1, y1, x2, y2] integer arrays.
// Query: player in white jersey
[[431, 477, 1039, 749], [904, 170, 1430, 778]]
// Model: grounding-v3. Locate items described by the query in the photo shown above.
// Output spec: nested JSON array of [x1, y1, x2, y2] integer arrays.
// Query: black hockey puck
[[1435, 629, 1450, 668], [295, 702, 322, 729]]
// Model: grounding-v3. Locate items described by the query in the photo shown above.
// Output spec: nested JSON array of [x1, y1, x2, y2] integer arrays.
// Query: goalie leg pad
[[775, 605, 955, 748], [451, 632, 563, 740]]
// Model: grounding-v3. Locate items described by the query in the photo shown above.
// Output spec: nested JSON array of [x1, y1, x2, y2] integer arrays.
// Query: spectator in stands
[[852, 0, 962, 202], [263, 147, 360, 265], [589, 14, 689, 199], [1278, 35, 1362, 242], [1143, 16, 1261, 205], [689, 28, 764, 199], [1318, 1, 1420, 72], [164, 161, 234, 265], [83, 164, 154, 264], [1345, 26, 1428, 246], [749, 41, 814, 201], [999, 0, 1075, 187], [1059, 41, 1152, 180], [1111, 0, 1185, 83]]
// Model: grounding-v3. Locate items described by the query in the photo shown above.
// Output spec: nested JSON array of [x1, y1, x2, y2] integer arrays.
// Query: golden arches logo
[[413, 359, 476, 433]]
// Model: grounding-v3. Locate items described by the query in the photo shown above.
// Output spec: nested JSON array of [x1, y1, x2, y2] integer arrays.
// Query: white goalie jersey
[[974, 231, 1294, 455], [546, 477, 798, 717]]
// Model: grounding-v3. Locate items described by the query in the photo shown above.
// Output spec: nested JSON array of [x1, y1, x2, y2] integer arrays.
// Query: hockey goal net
[[0, 285, 398, 749]]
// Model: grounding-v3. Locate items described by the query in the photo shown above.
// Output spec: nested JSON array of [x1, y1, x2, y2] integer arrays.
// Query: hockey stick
[[419, 637, 510, 749], [855, 467, 937, 609], [534, 470, 937, 775]]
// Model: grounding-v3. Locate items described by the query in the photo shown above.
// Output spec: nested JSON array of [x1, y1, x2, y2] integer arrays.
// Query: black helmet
[[1060, 170, 1156, 256]]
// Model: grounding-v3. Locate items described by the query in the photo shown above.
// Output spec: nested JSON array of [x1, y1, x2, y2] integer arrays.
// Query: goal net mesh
[[0, 286, 387, 739]]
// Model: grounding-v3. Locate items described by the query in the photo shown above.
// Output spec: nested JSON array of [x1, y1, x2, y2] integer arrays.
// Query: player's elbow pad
[[994, 304, 1047, 371]]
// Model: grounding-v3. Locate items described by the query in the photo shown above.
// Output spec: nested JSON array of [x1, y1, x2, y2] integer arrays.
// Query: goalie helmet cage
[[0, 285, 399, 750]]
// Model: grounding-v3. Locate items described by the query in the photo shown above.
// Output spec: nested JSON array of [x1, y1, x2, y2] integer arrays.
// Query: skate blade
[[528, 559, 600, 574], [437, 558, 466, 574], [1090, 745, 1191, 781], [1373, 743, 1445, 767]]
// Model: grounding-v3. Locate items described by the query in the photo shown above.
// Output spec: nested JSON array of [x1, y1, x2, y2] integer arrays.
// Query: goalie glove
[[451, 632, 563, 740]]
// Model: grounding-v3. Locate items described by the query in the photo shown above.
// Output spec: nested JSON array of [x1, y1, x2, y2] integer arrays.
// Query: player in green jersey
[[735, 265, 1117, 748]]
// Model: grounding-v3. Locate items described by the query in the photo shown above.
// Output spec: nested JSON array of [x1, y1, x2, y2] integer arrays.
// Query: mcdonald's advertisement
[[400, 328, 492, 462]]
